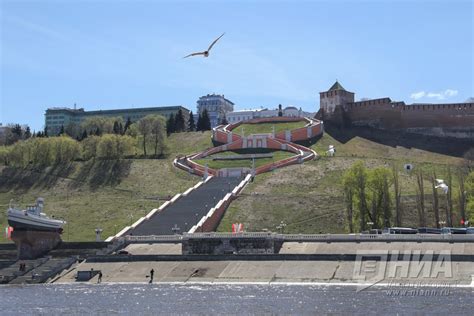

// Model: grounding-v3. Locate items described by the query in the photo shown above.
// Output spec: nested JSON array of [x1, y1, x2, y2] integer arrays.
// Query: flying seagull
[[183, 33, 225, 58]]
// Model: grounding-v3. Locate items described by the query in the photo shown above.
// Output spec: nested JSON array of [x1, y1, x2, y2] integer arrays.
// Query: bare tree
[[150, 115, 167, 156], [138, 116, 153, 156], [458, 170, 467, 225], [446, 167, 453, 226], [415, 169, 426, 227], [392, 164, 402, 226], [344, 186, 354, 233], [431, 172, 440, 228]]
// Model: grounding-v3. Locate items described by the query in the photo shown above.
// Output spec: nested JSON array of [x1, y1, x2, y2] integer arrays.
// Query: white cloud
[[410, 91, 426, 100], [410, 89, 458, 101]]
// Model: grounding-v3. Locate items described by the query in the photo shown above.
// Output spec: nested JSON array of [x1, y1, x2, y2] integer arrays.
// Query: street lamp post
[[276, 221, 287, 234], [171, 224, 180, 235]]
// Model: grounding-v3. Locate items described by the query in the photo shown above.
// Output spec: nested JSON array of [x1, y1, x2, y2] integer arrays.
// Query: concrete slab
[[274, 261, 339, 282], [187, 261, 230, 282], [160, 261, 228, 282], [217, 261, 282, 282], [124, 243, 181, 255]]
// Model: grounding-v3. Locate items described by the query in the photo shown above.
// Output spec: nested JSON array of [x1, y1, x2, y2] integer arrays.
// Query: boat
[[7, 198, 66, 233]]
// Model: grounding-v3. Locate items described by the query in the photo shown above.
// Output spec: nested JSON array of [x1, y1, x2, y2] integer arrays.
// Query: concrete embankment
[[53, 242, 474, 286]]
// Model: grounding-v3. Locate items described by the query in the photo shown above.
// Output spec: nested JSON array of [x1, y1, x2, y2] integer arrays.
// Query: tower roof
[[328, 81, 346, 91]]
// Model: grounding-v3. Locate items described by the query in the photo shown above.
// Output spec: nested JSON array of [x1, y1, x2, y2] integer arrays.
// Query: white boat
[[7, 198, 66, 233]]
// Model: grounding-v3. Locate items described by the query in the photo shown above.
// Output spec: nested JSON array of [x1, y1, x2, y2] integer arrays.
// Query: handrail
[[123, 232, 474, 243]]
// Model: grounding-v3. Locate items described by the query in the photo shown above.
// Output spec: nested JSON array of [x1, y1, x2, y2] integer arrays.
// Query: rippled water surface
[[0, 283, 472, 315]]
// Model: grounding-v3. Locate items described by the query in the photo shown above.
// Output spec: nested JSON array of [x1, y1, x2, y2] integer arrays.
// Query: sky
[[1, 0, 473, 132]]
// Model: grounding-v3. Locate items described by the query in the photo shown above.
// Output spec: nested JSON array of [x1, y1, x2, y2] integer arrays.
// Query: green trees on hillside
[[197, 109, 211, 131], [343, 161, 474, 232], [97, 134, 135, 159], [138, 115, 167, 157], [466, 172, 474, 223], [1, 137, 81, 167], [0, 114, 171, 168], [188, 111, 196, 131]]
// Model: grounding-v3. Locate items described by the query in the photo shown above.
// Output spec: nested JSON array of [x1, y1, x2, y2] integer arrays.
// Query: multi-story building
[[45, 105, 190, 135], [227, 106, 314, 124], [196, 94, 234, 128]]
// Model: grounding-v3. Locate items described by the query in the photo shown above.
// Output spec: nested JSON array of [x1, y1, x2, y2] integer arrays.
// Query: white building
[[227, 106, 314, 124], [196, 94, 234, 128]]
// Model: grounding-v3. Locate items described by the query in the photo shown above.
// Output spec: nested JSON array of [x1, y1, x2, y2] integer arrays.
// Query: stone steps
[[9, 257, 76, 284], [130, 177, 242, 236]]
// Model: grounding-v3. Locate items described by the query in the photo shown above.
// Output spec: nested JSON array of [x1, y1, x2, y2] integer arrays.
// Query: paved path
[[130, 177, 242, 236]]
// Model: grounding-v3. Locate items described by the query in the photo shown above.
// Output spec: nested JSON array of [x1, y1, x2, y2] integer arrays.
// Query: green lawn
[[194, 150, 295, 169], [0, 131, 213, 242], [236, 121, 306, 136]]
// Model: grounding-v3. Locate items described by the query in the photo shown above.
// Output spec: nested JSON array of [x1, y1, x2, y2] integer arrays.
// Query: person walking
[[149, 269, 154, 284], [98, 271, 103, 283]]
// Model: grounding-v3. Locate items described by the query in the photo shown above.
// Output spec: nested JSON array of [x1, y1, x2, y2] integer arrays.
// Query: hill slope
[[0, 132, 212, 242], [217, 133, 467, 233]]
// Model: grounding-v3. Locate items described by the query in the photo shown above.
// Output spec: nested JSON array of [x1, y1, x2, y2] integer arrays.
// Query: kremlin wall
[[317, 82, 474, 139]]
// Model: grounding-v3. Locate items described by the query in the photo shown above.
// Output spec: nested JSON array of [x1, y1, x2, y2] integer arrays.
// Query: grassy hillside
[[0, 132, 212, 242], [236, 121, 306, 135], [217, 133, 468, 233], [1, 129, 469, 241], [194, 150, 294, 169]]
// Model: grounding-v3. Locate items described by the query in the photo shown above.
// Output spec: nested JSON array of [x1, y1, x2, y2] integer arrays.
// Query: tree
[[367, 167, 392, 228], [138, 116, 154, 156], [200, 109, 211, 131], [81, 130, 88, 141], [97, 135, 135, 159], [65, 123, 80, 139], [446, 167, 453, 227], [24, 126, 32, 139], [59, 125, 65, 136], [174, 109, 186, 133], [343, 180, 354, 233], [82, 136, 101, 160], [81, 116, 121, 135], [415, 169, 426, 227], [466, 171, 474, 223], [458, 170, 467, 225], [188, 111, 196, 131], [196, 113, 203, 131], [391, 163, 402, 226], [342, 161, 370, 232], [113, 121, 121, 135], [166, 114, 175, 135], [431, 172, 441, 228], [124, 117, 132, 134], [221, 113, 228, 125], [11, 124, 22, 138], [0, 146, 11, 165], [150, 115, 167, 156]]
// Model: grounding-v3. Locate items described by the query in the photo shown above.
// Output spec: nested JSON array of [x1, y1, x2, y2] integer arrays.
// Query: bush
[[2, 136, 81, 168], [97, 134, 136, 159]]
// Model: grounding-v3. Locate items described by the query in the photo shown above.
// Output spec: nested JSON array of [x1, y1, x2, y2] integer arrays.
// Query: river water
[[0, 283, 472, 315]]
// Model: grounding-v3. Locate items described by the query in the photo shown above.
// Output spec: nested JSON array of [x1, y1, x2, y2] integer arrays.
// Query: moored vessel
[[7, 198, 65, 233]]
